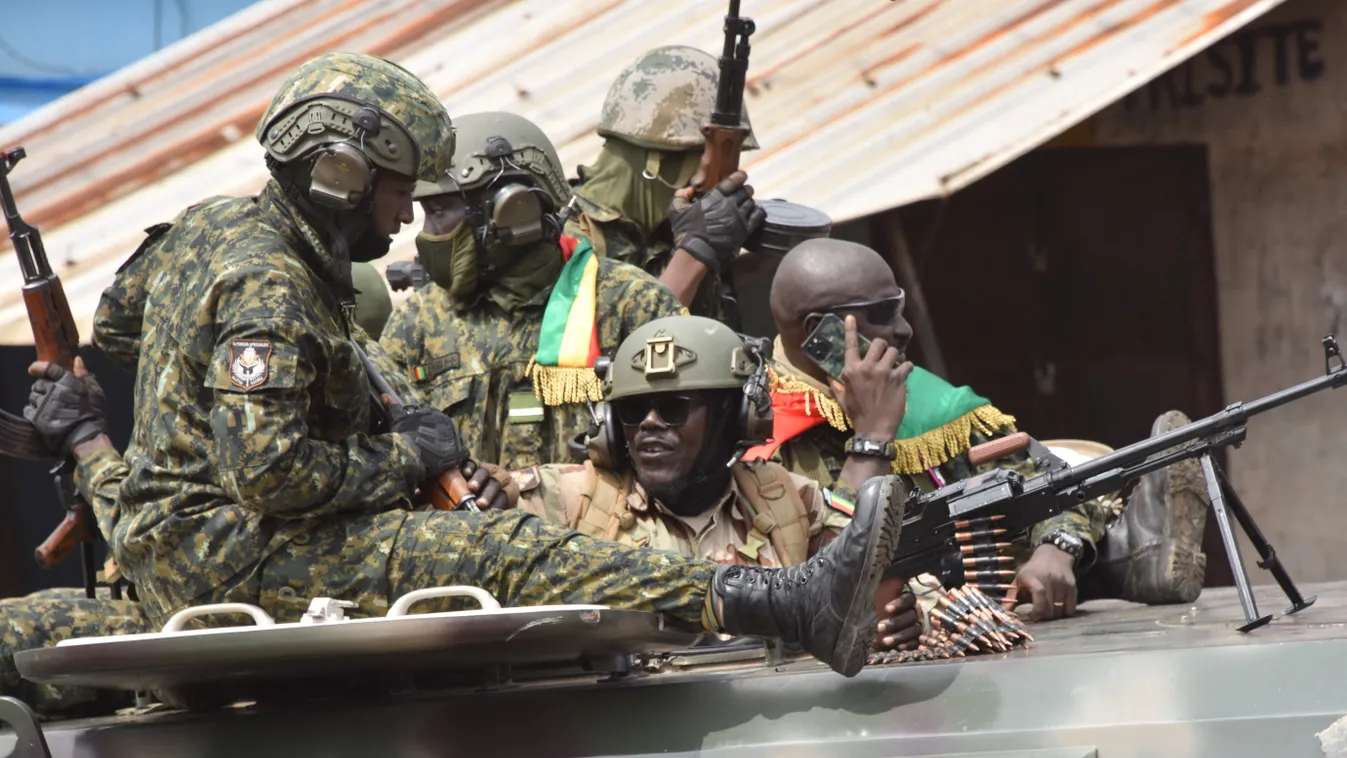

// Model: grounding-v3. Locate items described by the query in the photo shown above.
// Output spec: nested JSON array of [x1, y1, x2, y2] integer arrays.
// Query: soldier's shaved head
[[771, 238, 912, 385]]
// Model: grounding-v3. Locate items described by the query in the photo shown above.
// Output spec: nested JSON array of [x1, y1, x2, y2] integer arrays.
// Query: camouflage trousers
[[0, 588, 150, 715], [162, 509, 718, 629]]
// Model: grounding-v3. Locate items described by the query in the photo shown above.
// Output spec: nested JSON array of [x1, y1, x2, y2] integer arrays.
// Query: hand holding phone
[[801, 313, 913, 440]]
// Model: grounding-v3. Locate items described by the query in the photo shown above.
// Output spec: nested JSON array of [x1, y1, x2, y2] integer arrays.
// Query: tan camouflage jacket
[[379, 255, 685, 472], [111, 180, 423, 616], [565, 197, 726, 323], [517, 461, 852, 567]]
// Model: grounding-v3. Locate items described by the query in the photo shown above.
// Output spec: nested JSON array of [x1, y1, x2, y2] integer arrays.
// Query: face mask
[[416, 222, 478, 303], [573, 140, 701, 237]]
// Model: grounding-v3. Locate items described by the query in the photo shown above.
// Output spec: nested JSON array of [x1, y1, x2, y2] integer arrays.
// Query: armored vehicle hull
[[4, 581, 1347, 758]]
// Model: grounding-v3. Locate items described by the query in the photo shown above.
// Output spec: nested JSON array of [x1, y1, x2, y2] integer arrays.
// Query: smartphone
[[801, 313, 871, 383]]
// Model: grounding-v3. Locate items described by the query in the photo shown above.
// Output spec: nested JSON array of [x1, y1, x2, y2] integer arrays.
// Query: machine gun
[[885, 335, 1347, 632], [691, 0, 754, 196], [353, 342, 478, 513], [0, 146, 99, 597]]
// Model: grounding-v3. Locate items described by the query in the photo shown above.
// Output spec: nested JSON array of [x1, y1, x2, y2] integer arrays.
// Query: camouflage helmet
[[413, 111, 571, 210], [597, 45, 758, 152], [256, 52, 455, 183], [605, 315, 758, 402]]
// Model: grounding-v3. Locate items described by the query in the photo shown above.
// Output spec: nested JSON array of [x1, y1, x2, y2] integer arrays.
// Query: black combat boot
[[1092, 410, 1208, 604], [711, 475, 904, 677]]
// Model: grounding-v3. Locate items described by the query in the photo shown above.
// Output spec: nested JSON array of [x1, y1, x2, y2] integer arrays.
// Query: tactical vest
[[568, 460, 813, 567]]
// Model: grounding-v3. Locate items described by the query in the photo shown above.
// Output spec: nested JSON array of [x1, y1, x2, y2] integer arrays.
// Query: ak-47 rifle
[[691, 0, 754, 195], [690, 0, 755, 330], [353, 342, 478, 512], [0, 146, 99, 595], [882, 335, 1346, 632]]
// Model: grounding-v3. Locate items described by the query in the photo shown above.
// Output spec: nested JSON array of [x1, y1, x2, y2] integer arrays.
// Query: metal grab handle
[[162, 603, 276, 633], [388, 586, 501, 617]]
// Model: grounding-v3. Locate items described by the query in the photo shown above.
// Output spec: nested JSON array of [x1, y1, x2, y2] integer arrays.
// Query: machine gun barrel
[[1053, 335, 1347, 491]]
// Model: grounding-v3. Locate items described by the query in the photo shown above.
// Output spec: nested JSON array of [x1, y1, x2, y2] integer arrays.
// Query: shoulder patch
[[511, 465, 542, 493], [412, 353, 460, 382], [823, 489, 855, 517], [228, 339, 273, 390]]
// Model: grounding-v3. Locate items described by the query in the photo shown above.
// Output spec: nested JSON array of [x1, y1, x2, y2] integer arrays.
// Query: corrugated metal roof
[[0, 0, 1286, 344]]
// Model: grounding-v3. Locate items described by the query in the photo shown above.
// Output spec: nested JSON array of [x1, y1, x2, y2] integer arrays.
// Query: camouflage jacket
[[92, 197, 232, 372], [379, 255, 685, 471], [763, 348, 1112, 570], [564, 197, 726, 323], [517, 461, 853, 567], [113, 179, 424, 615]]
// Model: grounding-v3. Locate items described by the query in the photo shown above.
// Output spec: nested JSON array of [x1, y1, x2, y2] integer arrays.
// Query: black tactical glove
[[390, 405, 469, 479], [668, 174, 767, 275], [24, 363, 108, 458]]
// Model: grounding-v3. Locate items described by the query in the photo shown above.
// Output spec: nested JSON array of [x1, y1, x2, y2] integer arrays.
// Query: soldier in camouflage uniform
[[567, 46, 765, 324], [0, 203, 417, 715], [16, 52, 912, 681], [753, 239, 1209, 621], [380, 112, 685, 472], [515, 315, 922, 651]]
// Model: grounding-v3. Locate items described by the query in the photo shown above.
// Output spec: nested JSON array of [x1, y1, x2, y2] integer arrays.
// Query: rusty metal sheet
[[0, 0, 1287, 344]]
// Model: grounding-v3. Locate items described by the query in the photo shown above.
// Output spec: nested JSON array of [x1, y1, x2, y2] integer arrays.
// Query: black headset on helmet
[[579, 335, 774, 470]]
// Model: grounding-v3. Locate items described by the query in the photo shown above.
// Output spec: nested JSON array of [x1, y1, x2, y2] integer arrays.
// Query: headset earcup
[[309, 143, 374, 211], [741, 393, 774, 444], [584, 402, 627, 469]]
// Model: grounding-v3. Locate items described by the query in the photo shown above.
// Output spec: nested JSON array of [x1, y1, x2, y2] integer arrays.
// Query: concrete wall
[[1092, 0, 1347, 582]]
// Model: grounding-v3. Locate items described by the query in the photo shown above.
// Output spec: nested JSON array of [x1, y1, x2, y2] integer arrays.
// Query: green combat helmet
[[351, 261, 393, 339], [414, 111, 572, 210], [256, 51, 455, 185], [585, 315, 772, 467], [606, 315, 758, 400], [597, 45, 758, 152]]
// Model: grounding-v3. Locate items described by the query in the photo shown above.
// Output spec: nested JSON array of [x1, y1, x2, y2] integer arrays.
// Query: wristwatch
[[844, 436, 898, 460], [1041, 531, 1085, 566]]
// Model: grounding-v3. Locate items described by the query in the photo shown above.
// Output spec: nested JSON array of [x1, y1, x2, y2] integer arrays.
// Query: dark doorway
[[0, 345, 136, 598], [884, 144, 1232, 586]]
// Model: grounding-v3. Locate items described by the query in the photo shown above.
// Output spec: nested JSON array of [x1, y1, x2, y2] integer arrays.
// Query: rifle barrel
[[1053, 361, 1347, 488]]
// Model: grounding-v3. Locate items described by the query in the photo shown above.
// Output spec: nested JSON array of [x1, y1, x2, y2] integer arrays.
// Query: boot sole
[[830, 476, 904, 677], [1124, 411, 1209, 604], [1149, 451, 1209, 603]]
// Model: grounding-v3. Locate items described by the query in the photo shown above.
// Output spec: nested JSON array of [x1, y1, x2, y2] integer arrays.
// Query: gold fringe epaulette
[[529, 360, 604, 407], [769, 371, 852, 431], [891, 404, 1017, 476], [768, 370, 1016, 476]]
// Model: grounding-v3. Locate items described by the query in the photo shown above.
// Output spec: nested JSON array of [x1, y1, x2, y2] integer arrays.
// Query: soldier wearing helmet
[[14, 55, 916, 689], [567, 45, 766, 324], [380, 111, 686, 473], [517, 315, 923, 653]]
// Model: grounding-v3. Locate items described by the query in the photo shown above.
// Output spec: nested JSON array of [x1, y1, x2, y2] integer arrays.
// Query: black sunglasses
[[800, 292, 906, 327], [613, 393, 704, 427]]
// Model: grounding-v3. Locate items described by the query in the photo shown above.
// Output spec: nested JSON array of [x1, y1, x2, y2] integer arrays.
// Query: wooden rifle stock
[[34, 508, 92, 569], [1, 146, 96, 573]]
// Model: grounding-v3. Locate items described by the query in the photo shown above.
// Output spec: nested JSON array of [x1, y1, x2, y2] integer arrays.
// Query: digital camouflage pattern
[[177, 509, 717, 630], [518, 462, 851, 567], [597, 45, 758, 152], [380, 255, 685, 471], [92, 197, 234, 371], [766, 356, 1111, 571], [564, 207, 725, 322], [112, 179, 426, 624], [256, 52, 454, 182], [0, 588, 147, 715], [108, 178, 721, 632]]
